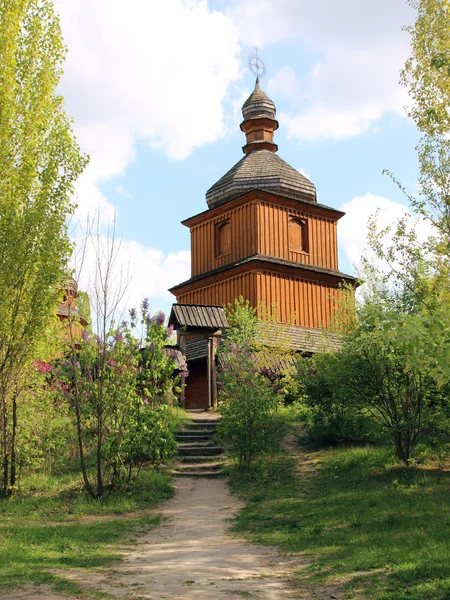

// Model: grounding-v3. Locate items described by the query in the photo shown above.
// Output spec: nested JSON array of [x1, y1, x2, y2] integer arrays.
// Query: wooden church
[[169, 76, 356, 409]]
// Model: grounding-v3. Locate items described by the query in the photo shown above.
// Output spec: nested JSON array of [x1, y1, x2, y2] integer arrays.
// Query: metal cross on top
[[248, 47, 267, 79]]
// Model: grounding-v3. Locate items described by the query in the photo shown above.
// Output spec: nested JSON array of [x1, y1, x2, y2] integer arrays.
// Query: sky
[[53, 0, 428, 318]]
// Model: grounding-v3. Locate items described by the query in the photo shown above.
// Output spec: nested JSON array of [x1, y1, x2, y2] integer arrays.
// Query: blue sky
[[54, 0, 428, 317]]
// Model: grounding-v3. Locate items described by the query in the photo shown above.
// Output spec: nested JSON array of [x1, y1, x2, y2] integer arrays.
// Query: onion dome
[[205, 76, 316, 209], [242, 76, 276, 121], [240, 76, 279, 155]]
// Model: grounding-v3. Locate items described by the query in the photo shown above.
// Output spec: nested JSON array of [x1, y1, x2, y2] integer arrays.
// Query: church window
[[215, 220, 231, 257], [289, 217, 309, 253]]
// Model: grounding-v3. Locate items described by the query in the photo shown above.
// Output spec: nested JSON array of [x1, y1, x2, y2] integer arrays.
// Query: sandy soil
[[62, 476, 307, 599], [1, 425, 341, 600]]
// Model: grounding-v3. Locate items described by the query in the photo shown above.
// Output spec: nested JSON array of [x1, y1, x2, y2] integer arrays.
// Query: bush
[[217, 341, 280, 474]]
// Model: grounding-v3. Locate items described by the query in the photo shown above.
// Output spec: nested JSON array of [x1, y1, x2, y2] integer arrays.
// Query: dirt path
[[2, 427, 335, 600], [60, 476, 306, 600]]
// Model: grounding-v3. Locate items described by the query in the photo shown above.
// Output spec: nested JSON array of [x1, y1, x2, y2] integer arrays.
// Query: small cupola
[[240, 76, 279, 155]]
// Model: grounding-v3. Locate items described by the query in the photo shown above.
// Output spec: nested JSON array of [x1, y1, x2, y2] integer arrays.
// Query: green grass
[[229, 438, 450, 599], [0, 468, 173, 595]]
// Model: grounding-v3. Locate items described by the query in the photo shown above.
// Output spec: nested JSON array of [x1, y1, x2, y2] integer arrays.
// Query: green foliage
[[401, 0, 450, 237], [0, 0, 87, 496], [217, 298, 281, 474], [298, 284, 448, 462], [224, 296, 258, 347], [297, 352, 377, 446], [58, 302, 180, 498], [230, 420, 450, 600], [0, 468, 172, 591]]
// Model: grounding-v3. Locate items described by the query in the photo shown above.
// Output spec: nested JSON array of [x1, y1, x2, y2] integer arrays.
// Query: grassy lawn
[[229, 428, 450, 599], [0, 467, 173, 596]]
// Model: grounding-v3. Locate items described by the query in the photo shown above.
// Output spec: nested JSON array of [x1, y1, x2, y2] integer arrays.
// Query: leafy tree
[[401, 0, 450, 237], [217, 298, 281, 474], [58, 303, 180, 498], [0, 0, 87, 496], [300, 265, 448, 463]]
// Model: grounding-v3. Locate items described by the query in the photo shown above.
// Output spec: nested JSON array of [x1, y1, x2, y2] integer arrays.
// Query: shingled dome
[[206, 149, 317, 209], [242, 77, 276, 121]]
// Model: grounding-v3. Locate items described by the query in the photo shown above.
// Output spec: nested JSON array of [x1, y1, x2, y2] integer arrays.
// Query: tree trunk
[[9, 389, 17, 488], [1, 388, 9, 497]]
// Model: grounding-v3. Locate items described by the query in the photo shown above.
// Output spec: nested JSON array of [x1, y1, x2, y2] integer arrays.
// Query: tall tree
[[0, 0, 87, 495], [401, 0, 450, 237]]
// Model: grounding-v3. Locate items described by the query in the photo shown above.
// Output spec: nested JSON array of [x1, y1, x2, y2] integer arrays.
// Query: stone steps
[[173, 412, 224, 477], [178, 445, 223, 457]]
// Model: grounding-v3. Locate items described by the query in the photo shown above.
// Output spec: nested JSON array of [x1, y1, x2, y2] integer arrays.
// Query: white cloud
[[54, 0, 240, 222], [298, 167, 311, 180], [267, 66, 301, 99], [231, 0, 414, 141], [338, 193, 434, 270], [52, 0, 239, 311]]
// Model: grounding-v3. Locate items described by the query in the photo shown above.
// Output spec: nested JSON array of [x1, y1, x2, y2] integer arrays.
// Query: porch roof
[[169, 304, 229, 330]]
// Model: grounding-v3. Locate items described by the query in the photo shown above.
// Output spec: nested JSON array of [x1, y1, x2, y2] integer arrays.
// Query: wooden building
[[169, 77, 356, 409], [57, 278, 88, 341]]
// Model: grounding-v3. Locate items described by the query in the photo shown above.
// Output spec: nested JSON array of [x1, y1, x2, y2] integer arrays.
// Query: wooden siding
[[256, 201, 338, 270], [176, 272, 258, 308], [190, 202, 257, 277], [176, 268, 342, 329], [189, 196, 338, 279], [256, 271, 341, 328]]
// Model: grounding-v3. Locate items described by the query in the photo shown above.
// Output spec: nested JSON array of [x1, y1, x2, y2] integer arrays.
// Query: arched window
[[289, 217, 309, 253], [216, 220, 231, 257]]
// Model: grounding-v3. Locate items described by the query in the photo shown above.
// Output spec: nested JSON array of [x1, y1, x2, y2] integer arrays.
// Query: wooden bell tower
[[170, 76, 356, 330]]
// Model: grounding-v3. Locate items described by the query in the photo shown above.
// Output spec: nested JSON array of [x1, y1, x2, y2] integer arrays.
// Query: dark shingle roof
[[206, 150, 317, 209], [57, 303, 88, 326], [182, 322, 340, 364], [169, 304, 229, 330], [257, 322, 341, 354], [163, 346, 188, 371], [184, 337, 209, 361]]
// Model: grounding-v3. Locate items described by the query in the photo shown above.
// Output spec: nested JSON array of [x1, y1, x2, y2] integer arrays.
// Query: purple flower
[[141, 298, 150, 314], [149, 343, 156, 352], [129, 307, 137, 321], [168, 324, 174, 335], [155, 312, 165, 326], [121, 320, 128, 329], [113, 329, 123, 342], [81, 330, 90, 342]]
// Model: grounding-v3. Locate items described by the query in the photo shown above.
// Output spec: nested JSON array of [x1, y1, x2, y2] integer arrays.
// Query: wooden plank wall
[[177, 272, 257, 307], [256, 271, 341, 328], [257, 201, 338, 270], [190, 202, 257, 276], [176, 270, 341, 329], [189, 199, 338, 278]]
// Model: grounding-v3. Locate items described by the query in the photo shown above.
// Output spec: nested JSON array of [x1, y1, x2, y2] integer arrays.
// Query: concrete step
[[183, 423, 218, 431], [170, 469, 224, 478], [189, 419, 220, 425], [175, 434, 213, 443], [176, 429, 215, 437], [177, 440, 215, 448], [179, 455, 225, 464], [174, 461, 223, 472], [178, 445, 223, 457]]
